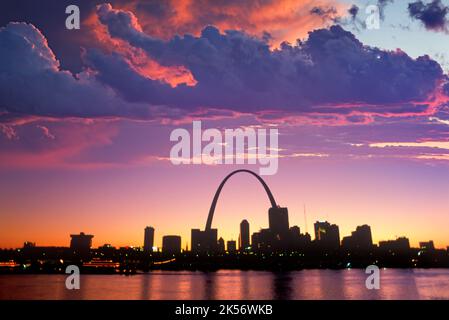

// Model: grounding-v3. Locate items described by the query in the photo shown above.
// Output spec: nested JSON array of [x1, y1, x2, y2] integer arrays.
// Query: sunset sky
[[0, 0, 448, 249]]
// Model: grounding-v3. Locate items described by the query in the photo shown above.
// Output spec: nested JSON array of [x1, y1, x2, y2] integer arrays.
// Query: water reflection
[[140, 273, 151, 299], [204, 272, 217, 300], [1, 269, 449, 300], [239, 271, 250, 298], [380, 269, 420, 299], [271, 272, 293, 300]]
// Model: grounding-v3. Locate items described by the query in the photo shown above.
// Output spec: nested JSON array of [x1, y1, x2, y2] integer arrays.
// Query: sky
[[0, 0, 448, 249]]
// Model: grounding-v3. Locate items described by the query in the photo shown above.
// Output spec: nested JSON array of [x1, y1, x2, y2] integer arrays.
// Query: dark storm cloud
[[408, 0, 449, 32]]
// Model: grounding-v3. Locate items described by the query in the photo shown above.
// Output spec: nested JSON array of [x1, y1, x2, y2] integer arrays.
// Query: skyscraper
[[356, 225, 372, 248], [162, 235, 181, 255], [314, 221, 340, 250], [144, 226, 155, 252], [70, 232, 94, 257], [342, 225, 373, 251], [288, 225, 301, 249], [268, 207, 289, 238], [239, 219, 250, 250], [191, 228, 218, 253], [217, 237, 225, 253], [227, 240, 237, 253]]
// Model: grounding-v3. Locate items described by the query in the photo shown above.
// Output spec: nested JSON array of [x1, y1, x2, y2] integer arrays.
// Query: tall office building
[[314, 221, 340, 249], [217, 237, 225, 253], [70, 232, 94, 257], [251, 232, 261, 251], [144, 226, 155, 252], [239, 219, 250, 250], [288, 225, 301, 249], [227, 240, 237, 253], [191, 228, 218, 253], [162, 235, 181, 255], [268, 207, 289, 238], [342, 225, 373, 251], [354, 225, 373, 248]]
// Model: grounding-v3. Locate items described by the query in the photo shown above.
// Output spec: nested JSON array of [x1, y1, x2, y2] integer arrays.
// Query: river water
[[1, 269, 449, 300]]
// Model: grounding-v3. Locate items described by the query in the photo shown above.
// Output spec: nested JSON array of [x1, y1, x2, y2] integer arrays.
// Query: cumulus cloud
[[0, 22, 156, 120], [0, 4, 447, 127], [408, 0, 449, 32], [93, 3, 444, 116], [122, 0, 348, 47]]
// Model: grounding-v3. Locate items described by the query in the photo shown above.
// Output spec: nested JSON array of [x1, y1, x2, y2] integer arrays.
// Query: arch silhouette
[[205, 169, 277, 231]]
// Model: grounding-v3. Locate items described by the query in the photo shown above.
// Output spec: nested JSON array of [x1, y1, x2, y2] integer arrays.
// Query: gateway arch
[[205, 169, 278, 231], [191, 169, 289, 253]]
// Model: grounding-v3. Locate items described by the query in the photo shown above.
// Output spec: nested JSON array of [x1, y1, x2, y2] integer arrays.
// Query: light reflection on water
[[1, 269, 449, 300]]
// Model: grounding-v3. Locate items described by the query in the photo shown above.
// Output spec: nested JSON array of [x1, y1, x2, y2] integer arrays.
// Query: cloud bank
[[0, 3, 448, 127]]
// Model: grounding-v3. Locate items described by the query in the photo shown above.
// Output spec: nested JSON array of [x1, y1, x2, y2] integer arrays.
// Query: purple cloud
[[94, 3, 444, 115], [0, 22, 154, 120], [0, 3, 447, 127]]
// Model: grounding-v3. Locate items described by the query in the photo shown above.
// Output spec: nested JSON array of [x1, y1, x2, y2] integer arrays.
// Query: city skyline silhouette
[[2, 169, 448, 274], [1, 0, 449, 259], [1, 0, 449, 310], [1, 168, 448, 252]]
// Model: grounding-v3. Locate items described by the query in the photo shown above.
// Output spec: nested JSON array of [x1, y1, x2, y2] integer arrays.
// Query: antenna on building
[[304, 204, 308, 234]]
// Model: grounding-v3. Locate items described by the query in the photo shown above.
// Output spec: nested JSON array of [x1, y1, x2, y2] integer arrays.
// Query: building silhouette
[[23, 241, 36, 248], [144, 226, 155, 252], [300, 232, 312, 246], [70, 232, 93, 257], [162, 235, 181, 255], [251, 228, 275, 251], [217, 237, 225, 253], [379, 237, 410, 253], [239, 220, 250, 250], [341, 225, 373, 251], [227, 240, 237, 253], [251, 231, 261, 251], [419, 241, 435, 251], [268, 207, 289, 239], [314, 221, 340, 250], [191, 228, 218, 253], [289, 226, 300, 237], [287, 226, 301, 249], [195, 169, 285, 252]]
